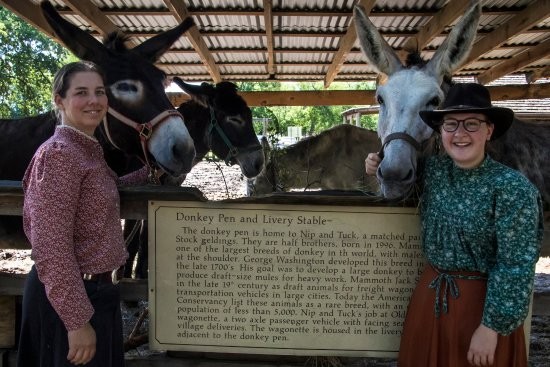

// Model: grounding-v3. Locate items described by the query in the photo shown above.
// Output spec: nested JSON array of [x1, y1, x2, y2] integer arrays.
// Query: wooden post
[[0, 296, 15, 348]]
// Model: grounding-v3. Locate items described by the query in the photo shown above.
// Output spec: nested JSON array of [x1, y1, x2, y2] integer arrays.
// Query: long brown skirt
[[398, 265, 527, 367]]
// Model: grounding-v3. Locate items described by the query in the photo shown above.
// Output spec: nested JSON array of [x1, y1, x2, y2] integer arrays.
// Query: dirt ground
[[1, 160, 549, 366]]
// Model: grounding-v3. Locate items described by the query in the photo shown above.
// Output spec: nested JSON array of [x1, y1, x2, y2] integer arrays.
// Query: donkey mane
[[404, 52, 453, 88], [405, 52, 426, 68], [103, 32, 130, 51], [216, 81, 239, 94], [212, 82, 248, 115]]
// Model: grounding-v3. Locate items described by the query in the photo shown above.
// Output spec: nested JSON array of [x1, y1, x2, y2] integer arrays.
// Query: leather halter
[[378, 132, 422, 159], [102, 106, 184, 182], [207, 107, 262, 166]]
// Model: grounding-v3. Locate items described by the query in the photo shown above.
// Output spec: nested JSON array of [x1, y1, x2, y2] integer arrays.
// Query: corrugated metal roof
[[4, 0, 550, 86]]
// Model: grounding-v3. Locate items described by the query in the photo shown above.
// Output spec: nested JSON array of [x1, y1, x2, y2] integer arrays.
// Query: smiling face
[[440, 112, 494, 169], [54, 71, 108, 136]]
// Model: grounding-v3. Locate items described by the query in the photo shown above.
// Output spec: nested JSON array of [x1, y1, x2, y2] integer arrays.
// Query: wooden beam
[[477, 37, 550, 84], [0, 296, 15, 347], [167, 84, 550, 107], [61, 28, 424, 39], [62, 0, 119, 37], [264, 0, 275, 77], [401, 0, 470, 53], [526, 65, 550, 83], [165, 73, 380, 83], [488, 83, 550, 101], [159, 61, 342, 67], [461, 0, 550, 68], [243, 90, 377, 106], [323, 0, 377, 88], [1, 180, 549, 255], [164, 44, 532, 56], [64, 7, 528, 18], [163, 0, 222, 83], [0, 0, 57, 41], [0, 0, 132, 50]]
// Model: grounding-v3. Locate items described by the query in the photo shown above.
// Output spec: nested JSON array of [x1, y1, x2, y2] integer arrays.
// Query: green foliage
[[0, 7, 74, 118], [237, 80, 378, 138], [361, 114, 378, 131]]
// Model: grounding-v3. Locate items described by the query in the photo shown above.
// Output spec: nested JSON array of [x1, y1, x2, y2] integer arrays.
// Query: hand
[[467, 324, 498, 366], [67, 322, 96, 365], [365, 153, 381, 176]]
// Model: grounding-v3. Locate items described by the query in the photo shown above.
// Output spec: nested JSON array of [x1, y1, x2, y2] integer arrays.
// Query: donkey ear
[[426, 1, 481, 80], [354, 5, 403, 76], [40, 1, 108, 61], [133, 17, 194, 62], [172, 77, 210, 108]]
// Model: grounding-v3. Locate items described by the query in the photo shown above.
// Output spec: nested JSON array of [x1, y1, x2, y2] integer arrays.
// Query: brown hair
[[52, 61, 106, 98], [52, 61, 106, 119]]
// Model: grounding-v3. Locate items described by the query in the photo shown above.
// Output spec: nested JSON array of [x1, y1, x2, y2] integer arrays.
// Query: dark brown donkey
[[0, 1, 197, 248]]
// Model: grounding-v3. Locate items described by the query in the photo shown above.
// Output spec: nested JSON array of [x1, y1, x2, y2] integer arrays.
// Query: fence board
[[4, 182, 550, 254]]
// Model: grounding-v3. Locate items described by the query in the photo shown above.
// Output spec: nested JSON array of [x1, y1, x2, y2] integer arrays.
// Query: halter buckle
[[139, 123, 153, 140]]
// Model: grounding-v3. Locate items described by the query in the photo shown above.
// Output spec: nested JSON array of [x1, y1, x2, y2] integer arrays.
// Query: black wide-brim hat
[[419, 83, 514, 140]]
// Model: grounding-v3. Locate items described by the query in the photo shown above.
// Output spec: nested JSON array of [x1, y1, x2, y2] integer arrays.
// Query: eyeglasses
[[440, 118, 489, 133]]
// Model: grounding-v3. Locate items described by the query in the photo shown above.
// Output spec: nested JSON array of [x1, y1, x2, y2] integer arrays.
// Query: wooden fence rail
[[4, 181, 549, 253], [0, 180, 549, 348], [0, 181, 550, 367]]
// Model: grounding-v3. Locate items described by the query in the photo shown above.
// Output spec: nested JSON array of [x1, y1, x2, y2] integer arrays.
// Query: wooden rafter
[[0, 0, 135, 50], [163, 43, 532, 56], [323, 0, 376, 88], [167, 83, 550, 107], [477, 37, 550, 85], [526, 65, 550, 83], [64, 7, 528, 18], [162, 0, 221, 83], [461, 0, 550, 69], [0, 0, 54, 37], [61, 0, 118, 37], [401, 0, 471, 53], [1, 0, 548, 88], [263, 0, 275, 77], [58, 26, 550, 40], [75, 28, 423, 39]]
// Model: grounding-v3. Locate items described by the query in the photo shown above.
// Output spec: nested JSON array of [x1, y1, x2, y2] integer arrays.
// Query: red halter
[[102, 107, 184, 182]]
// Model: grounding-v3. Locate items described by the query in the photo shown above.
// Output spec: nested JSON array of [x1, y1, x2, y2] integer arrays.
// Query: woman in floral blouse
[[18, 61, 150, 367], [365, 83, 543, 367]]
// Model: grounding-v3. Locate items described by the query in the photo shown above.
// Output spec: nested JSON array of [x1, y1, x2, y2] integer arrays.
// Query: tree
[[238, 77, 381, 142], [0, 7, 74, 118], [237, 80, 378, 137]]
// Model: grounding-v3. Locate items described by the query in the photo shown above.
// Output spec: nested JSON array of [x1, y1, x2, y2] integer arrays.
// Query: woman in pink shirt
[[18, 61, 149, 366]]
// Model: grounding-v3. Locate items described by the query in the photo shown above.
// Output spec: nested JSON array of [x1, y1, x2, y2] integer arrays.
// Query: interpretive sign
[[148, 201, 424, 357]]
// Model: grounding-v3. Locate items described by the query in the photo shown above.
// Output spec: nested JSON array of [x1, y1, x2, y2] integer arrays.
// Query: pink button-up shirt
[[23, 125, 148, 330]]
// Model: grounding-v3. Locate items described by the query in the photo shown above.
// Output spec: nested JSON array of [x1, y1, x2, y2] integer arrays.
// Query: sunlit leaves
[[237, 80, 378, 137], [0, 7, 74, 117]]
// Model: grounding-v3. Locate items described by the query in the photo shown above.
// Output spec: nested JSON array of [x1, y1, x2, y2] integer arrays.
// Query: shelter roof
[[1, 0, 548, 87], [0, 0, 550, 86]]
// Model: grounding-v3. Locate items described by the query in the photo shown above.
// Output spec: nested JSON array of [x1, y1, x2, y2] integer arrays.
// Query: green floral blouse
[[421, 155, 544, 335]]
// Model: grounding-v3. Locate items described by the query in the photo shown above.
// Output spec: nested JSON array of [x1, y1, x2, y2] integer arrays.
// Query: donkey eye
[[376, 95, 384, 105], [228, 116, 245, 126], [117, 82, 138, 93], [110, 80, 144, 105], [428, 96, 440, 107]]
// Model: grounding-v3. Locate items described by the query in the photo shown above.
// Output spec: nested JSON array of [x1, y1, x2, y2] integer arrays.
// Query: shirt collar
[[58, 124, 98, 143]]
